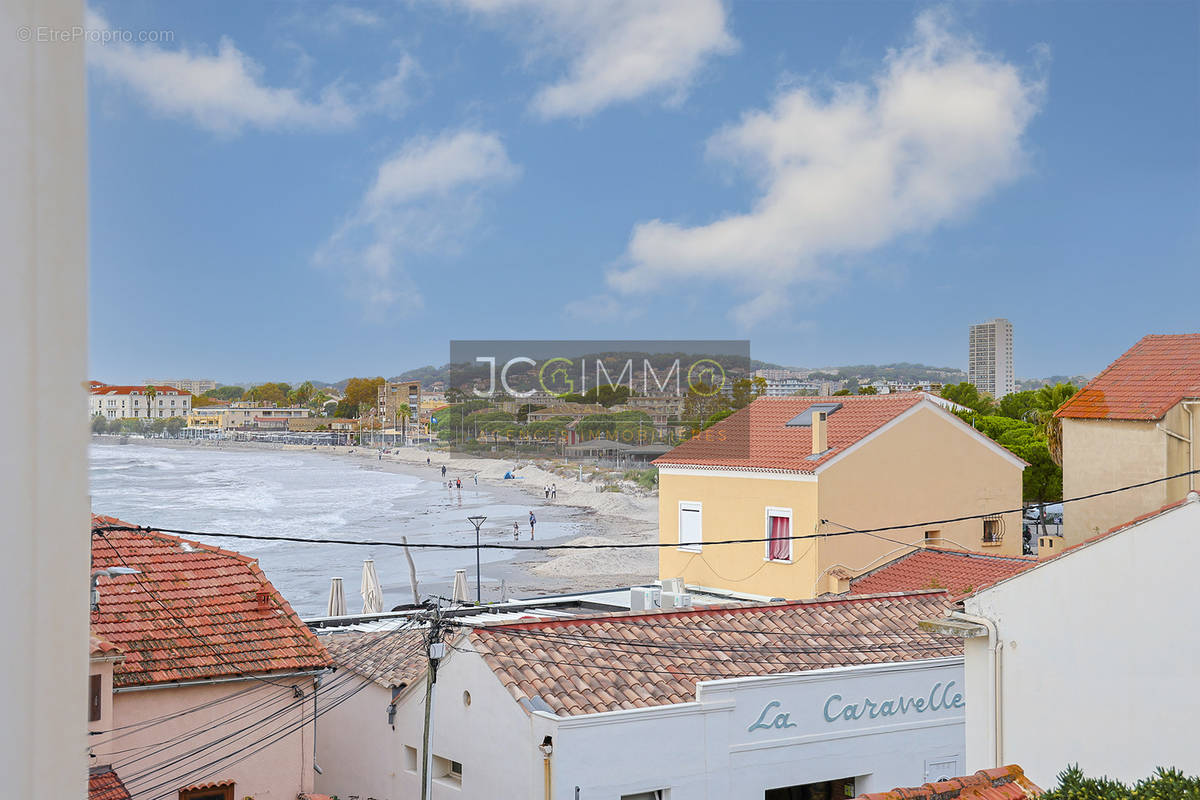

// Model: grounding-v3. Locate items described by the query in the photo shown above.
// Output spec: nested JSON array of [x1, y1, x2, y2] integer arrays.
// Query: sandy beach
[[91, 436, 660, 605]]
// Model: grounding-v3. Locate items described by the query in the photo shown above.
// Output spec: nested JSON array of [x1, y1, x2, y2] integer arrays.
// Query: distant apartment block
[[763, 377, 839, 396], [377, 381, 421, 431], [141, 378, 217, 395], [186, 402, 309, 430], [89, 384, 192, 419], [968, 318, 1015, 399]]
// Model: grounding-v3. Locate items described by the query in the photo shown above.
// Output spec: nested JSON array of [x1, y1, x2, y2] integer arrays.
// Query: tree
[[243, 382, 291, 405], [288, 381, 315, 407], [941, 382, 995, 414], [192, 394, 221, 408], [1041, 765, 1200, 799], [91, 415, 108, 434], [164, 417, 185, 437], [334, 399, 359, 419], [730, 377, 767, 410], [203, 385, 244, 401], [857, 385, 879, 395], [996, 390, 1039, 421], [143, 385, 157, 419], [832, 389, 853, 396], [681, 382, 729, 429], [344, 377, 386, 411], [582, 384, 632, 408]]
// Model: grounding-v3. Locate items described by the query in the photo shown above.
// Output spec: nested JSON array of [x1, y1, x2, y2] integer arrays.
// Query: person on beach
[[528, 510, 536, 539], [456, 477, 462, 489], [512, 521, 520, 540], [441, 464, 446, 477], [544, 485, 549, 499], [427, 457, 431, 466], [473, 474, 478, 486], [551, 483, 556, 499]]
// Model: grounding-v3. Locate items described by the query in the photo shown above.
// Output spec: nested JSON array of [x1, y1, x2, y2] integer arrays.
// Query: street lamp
[[91, 567, 140, 610], [466, 515, 487, 603]]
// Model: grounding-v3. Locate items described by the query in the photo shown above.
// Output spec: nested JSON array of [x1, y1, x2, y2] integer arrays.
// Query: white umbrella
[[360, 559, 384, 614], [326, 576, 346, 617], [451, 569, 470, 604]]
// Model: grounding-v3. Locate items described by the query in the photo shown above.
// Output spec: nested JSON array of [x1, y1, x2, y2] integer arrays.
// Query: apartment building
[[186, 402, 309, 430], [141, 378, 217, 395], [968, 319, 1015, 399], [89, 384, 192, 419], [1055, 333, 1200, 544], [654, 394, 1026, 600], [378, 381, 421, 431]]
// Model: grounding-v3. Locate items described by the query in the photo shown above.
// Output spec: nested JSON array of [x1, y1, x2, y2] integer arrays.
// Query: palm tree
[[143, 384, 157, 420]]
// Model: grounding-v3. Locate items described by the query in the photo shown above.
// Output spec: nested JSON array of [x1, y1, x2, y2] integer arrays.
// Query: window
[[924, 530, 940, 546], [89, 674, 102, 722], [432, 755, 462, 786], [983, 518, 1003, 543], [678, 502, 702, 552], [179, 783, 233, 800], [621, 792, 666, 800], [766, 508, 792, 562], [403, 745, 418, 772]]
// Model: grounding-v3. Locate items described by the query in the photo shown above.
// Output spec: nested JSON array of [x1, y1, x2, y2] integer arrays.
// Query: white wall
[[963, 496, 1200, 787], [0, 0, 89, 797]]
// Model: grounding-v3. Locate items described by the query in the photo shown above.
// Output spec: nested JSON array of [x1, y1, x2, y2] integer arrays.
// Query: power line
[[91, 468, 1199, 552]]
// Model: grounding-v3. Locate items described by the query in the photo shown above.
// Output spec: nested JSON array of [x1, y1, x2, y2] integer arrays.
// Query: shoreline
[[91, 435, 659, 601]]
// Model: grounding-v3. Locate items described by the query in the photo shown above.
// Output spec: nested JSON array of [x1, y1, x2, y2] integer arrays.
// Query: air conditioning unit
[[661, 577, 685, 594], [662, 592, 693, 610], [630, 587, 661, 611]]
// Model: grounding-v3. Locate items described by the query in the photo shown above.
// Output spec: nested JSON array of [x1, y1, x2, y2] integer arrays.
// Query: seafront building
[[89, 383, 192, 420], [314, 591, 966, 800], [378, 380, 422, 438], [88, 515, 333, 799], [1055, 333, 1200, 545], [185, 401, 310, 431], [653, 394, 1026, 599], [968, 318, 1015, 399]]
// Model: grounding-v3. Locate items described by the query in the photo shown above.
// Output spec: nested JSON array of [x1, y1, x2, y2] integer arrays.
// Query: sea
[[88, 442, 582, 615]]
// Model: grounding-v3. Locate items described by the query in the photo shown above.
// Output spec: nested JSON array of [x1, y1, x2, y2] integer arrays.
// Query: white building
[[315, 591, 967, 800], [967, 319, 1014, 399], [923, 493, 1200, 788], [89, 384, 192, 419], [141, 378, 217, 395]]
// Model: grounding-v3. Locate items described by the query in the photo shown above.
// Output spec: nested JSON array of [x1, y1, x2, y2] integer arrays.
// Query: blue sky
[[87, 1, 1198, 385]]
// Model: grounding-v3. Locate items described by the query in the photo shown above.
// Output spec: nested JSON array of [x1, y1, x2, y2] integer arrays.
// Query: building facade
[[968, 319, 1014, 399], [316, 593, 966, 800], [654, 395, 1026, 600], [141, 378, 217, 395], [1055, 333, 1200, 545], [379, 381, 422, 437], [924, 495, 1200, 788], [90, 384, 192, 419]]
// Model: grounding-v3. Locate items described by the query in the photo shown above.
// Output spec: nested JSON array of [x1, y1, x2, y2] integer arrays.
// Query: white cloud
[[315, 130, 520, 315], [447, 0, 737, 118], [607, 10, 1046, 325], [86, 9, 356, 134], [87, 8, 422, 135]]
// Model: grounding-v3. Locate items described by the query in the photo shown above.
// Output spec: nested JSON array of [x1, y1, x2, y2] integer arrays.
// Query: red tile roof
[[469, 591, 961, 717], [89, 768, 132, 800], [89, 384, 193, 397], [654, 394, 926, 472], [850, 548, 1035, 598], [1055, 334, 1200, 420], [90, 515, 332, 688], [90, 632, 124, 659], [858, 765, 1041, 799]]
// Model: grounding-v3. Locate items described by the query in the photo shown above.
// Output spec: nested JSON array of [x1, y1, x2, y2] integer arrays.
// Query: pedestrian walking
[[512, 521, 520, 541], [456, 477, 462, 489], [528, 510, 536, 539], [551, 483, 556, 499], [441, 464, 446, 477], [427, 457, 431, 466], [544, 485, 550, 499], [473, 473, 478, 486]]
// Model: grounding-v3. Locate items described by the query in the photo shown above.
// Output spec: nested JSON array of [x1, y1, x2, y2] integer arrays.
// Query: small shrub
[[1042, 765, 1200, 800]]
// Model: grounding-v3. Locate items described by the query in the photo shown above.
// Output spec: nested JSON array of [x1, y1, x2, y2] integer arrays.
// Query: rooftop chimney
[[812, 411, 828, 455], [1037, 535, 1059, 560]]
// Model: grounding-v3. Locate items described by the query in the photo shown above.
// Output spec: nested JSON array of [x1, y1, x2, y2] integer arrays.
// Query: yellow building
[[654, 394, 1025, 599], [1055, 334, 1200, 546]]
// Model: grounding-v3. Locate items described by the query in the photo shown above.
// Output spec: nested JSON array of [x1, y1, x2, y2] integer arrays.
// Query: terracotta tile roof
[[89, 767, 132, 800], [653, 394, 926, 472], [469, 591, 961, 717], [89, 384, 193, 397], [850, 548, 1035, 598], [90, 515, 332, 688], [319, 629, 429, 690], [858, 765, 1042, 799], [1055, 334, 1200, 420], [90, 632, 124, 659]]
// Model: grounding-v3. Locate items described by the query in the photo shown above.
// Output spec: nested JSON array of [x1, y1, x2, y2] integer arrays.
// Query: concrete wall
[[818, 404, 1025, 572], [963, 497, 1200, 787], [1060, 413, 1188, 545], [91, 678, 319, 799], [1, 0, 89, 796], [657, 470, 820, 598]]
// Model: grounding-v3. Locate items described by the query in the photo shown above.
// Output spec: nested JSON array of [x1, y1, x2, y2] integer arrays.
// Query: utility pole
[[420, 602, 447, 800]]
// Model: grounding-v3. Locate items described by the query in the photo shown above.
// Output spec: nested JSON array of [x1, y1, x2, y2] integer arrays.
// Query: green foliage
[[581, 384, 631, 407], [516, 403, 545, 423], [730, 377, 767, 410], [343, 377, 385, 410], [288, 381, 315, 407], [91, 415, 108, 434], [681, 382, 727, 427], [164, 417, 185, 436], [704, 408, 734, 429], [203, 385, 244, 401], [243, 382, 292, 405], [832, 389, 852, 396], [941, 382, 996, 414], [576, 410, 653, 442], [966, 414, 1062, 502], [857, 385, 879, 395], [623, 468, 659, 490], [333, 399, 359, 419], [1042, 765, 1200, 800]]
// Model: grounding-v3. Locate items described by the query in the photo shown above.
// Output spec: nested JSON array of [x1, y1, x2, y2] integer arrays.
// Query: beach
[[89, 437, 658, 615]]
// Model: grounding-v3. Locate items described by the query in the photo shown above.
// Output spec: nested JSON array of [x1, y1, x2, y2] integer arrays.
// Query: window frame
[[178, 783, 234, 800], [88, 673, 102, 722], [677, 501, 703, 553], [764, 506, 793, 563]]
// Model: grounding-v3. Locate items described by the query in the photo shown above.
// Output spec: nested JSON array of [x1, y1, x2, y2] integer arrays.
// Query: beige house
[[186, 401, 311, 431], [378, 380, 421, 434], [90, 383, 192, 420], [1055, 333, 1200, 545], [654, 394, 1026, 599]]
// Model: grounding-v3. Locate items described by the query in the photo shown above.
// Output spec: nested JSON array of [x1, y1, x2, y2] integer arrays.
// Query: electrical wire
[[91, 467, 1199, 552]]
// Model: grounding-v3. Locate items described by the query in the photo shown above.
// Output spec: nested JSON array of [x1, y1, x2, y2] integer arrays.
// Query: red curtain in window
[[768, 515, 790, 561]]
